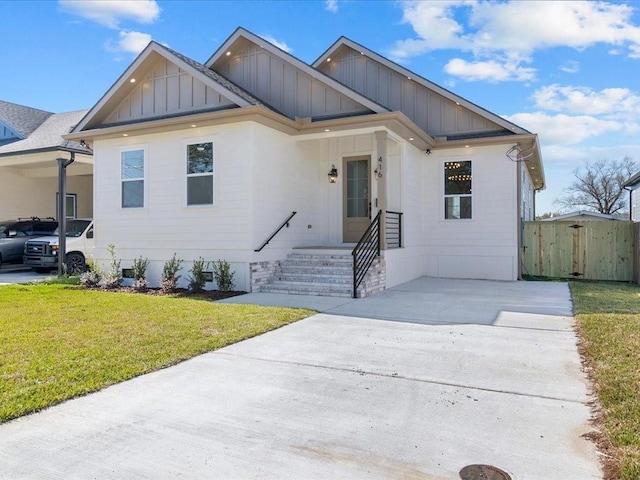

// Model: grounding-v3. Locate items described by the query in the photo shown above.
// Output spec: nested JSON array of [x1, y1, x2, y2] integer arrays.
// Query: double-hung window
[[121, 149, 144, 208], [186, 141, 214, 205], [444, 161, 472, 219]]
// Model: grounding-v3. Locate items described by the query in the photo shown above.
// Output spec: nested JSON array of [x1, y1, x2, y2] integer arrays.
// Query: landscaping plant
[[80, 258, 103, 288], [100, 244, 122, 290], [131, 256, 150, 292], [188, 257, 210, 293], [161, 253, 183, 293], [212, 259, 235, 291]]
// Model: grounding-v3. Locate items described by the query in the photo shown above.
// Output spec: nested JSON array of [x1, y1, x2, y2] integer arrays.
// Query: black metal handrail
[[254, 211, 297, 252], [351, 210, 382, 298], [385, 210, 403, 248]]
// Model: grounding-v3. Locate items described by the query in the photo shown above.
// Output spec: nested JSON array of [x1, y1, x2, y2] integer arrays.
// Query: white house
[[0, 100, 93, 221], [65, 27, 545, 296]]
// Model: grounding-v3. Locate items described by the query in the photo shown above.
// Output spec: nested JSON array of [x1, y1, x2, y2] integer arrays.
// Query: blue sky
[[2, 0, 639, 215]]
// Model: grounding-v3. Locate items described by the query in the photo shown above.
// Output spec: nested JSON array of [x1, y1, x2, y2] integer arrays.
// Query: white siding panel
[[0, 167, 92, 220], [154, 78, 166, 113]]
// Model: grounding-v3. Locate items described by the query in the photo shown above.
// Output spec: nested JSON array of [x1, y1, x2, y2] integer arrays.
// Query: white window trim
[[184, 137, 215, 207], [443, 158, 473, 220], [120, 145, 147, 209]]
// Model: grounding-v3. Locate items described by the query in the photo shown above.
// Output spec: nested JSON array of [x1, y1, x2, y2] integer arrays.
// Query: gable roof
[[313, 37, 530, 136], [72, 41, 266, 133], [0, 109, 91, 158], [542, 210, 626, 221], [205, 27, 389, 117], [0, 100, 53, 139]]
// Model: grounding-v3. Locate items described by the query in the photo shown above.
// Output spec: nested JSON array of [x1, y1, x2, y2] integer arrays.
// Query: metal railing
[[351, 210, 381, 298], [254, 211, 297, 252], [385, 210, 403, 248]]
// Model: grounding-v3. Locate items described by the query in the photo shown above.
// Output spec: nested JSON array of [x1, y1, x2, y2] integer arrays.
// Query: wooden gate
[[523, 221, 634, 281]]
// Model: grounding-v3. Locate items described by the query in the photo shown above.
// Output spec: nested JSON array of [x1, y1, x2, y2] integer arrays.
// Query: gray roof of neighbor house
[[0, 109, 92, 157], [541, 210, 626, 221], [0, 100, 53, 139], [624, 171, 640, 189]]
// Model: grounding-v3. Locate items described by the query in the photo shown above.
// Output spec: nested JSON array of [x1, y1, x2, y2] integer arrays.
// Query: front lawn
[[570, 281, 640, 480], [0, 284, 312, 423]]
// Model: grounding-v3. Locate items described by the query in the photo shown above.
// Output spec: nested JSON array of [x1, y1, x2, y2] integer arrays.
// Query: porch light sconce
[[328, 164, 338, 183], [374, 156, 383, 179]]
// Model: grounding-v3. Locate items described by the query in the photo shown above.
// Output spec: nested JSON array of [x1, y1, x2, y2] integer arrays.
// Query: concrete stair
[[259, 251, 385, 298], [260, 252, 353, 297]]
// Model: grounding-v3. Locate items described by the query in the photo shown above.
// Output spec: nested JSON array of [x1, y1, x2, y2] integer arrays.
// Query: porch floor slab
[[0, 277, 601, 479]]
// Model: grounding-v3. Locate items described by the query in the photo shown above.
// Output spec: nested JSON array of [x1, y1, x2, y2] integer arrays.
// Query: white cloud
[[391, 0, 640, 81], [325, 0, 338, 13], [533, 84, 640, 117], [560, 61, 580, 74], [445, 57, 536, 82], [260, 34, 293, 53], [505, 112, 623, 145], [59, 0, 160, 28], [105, 31, 153, 55]]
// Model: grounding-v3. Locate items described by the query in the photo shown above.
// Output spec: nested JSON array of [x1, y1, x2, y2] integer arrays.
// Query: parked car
[[0, 217, 58, 268], [23, 219, 94, 273]]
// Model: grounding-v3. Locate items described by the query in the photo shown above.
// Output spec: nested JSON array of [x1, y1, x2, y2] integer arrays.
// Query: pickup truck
[[23, 219, 94, 273]]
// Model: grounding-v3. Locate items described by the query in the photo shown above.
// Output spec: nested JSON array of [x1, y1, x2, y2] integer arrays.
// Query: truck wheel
[[66, 253, 86, 274]]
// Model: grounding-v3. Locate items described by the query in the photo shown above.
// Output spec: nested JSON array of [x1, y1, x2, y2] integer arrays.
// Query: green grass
[[0, 284, 312, 424], [570, 280, 640, 480]]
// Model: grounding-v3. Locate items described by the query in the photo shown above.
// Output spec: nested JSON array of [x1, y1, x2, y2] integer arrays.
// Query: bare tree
[[556, 157, 637, 215]]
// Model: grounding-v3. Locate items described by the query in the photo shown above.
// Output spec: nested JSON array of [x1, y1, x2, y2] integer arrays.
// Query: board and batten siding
[[215, 42, 371, 119], [422, 145, 519, 281], [104, 57, 237, 125], [318, 49, 502, 137]]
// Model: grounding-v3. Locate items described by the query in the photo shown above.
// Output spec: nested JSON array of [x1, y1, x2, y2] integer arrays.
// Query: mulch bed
[[87, 286, 247, 301]]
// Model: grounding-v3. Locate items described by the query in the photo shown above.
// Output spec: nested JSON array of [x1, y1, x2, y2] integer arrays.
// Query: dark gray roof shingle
[[0, 100, 53, 137], [0, 109, 91, 156]]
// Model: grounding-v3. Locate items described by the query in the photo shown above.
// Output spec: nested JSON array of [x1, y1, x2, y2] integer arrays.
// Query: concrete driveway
[[0, 265, 49, 284], [0, 278, 601, 479]]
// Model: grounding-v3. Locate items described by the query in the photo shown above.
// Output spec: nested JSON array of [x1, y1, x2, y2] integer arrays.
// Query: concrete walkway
[[0, 278, 602, 479]]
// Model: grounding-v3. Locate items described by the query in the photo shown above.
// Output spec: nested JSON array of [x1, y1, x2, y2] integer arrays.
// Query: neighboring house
[[0, 100, 93, 220], [65, 27, 545, 295], [624, 172, 640, 222], [541, 211, 626, 222]]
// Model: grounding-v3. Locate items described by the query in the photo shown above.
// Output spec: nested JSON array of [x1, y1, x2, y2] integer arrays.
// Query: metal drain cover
[[459, 464, 512, 480]]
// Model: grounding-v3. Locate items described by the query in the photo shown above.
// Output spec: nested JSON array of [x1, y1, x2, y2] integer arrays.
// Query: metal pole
[[57, 154, 75, 276]]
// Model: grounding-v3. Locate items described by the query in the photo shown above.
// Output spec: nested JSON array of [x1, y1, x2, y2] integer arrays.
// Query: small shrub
[[80, 258, 103, 288], [212, 259, 235, 292], [161, 253, 183, 293], [100, 244, 122, 290], [132, 256, 150, 292], [188, 257, 210, 293]]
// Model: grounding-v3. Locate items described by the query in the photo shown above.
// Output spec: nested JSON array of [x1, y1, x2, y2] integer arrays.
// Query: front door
[[343, 156, 371, 242]]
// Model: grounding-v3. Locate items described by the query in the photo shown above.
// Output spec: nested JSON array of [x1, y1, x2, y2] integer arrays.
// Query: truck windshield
[[53, 220, 91, 237]]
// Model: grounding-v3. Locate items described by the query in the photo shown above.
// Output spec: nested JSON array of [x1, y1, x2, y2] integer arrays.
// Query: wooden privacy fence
[[523, 221, 635, 281]]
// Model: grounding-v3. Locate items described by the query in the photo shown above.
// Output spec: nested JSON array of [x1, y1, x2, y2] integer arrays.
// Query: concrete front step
[[273, 274, 352, 284], [260, 284, 352, 297], [256, 251, 383, 298]]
